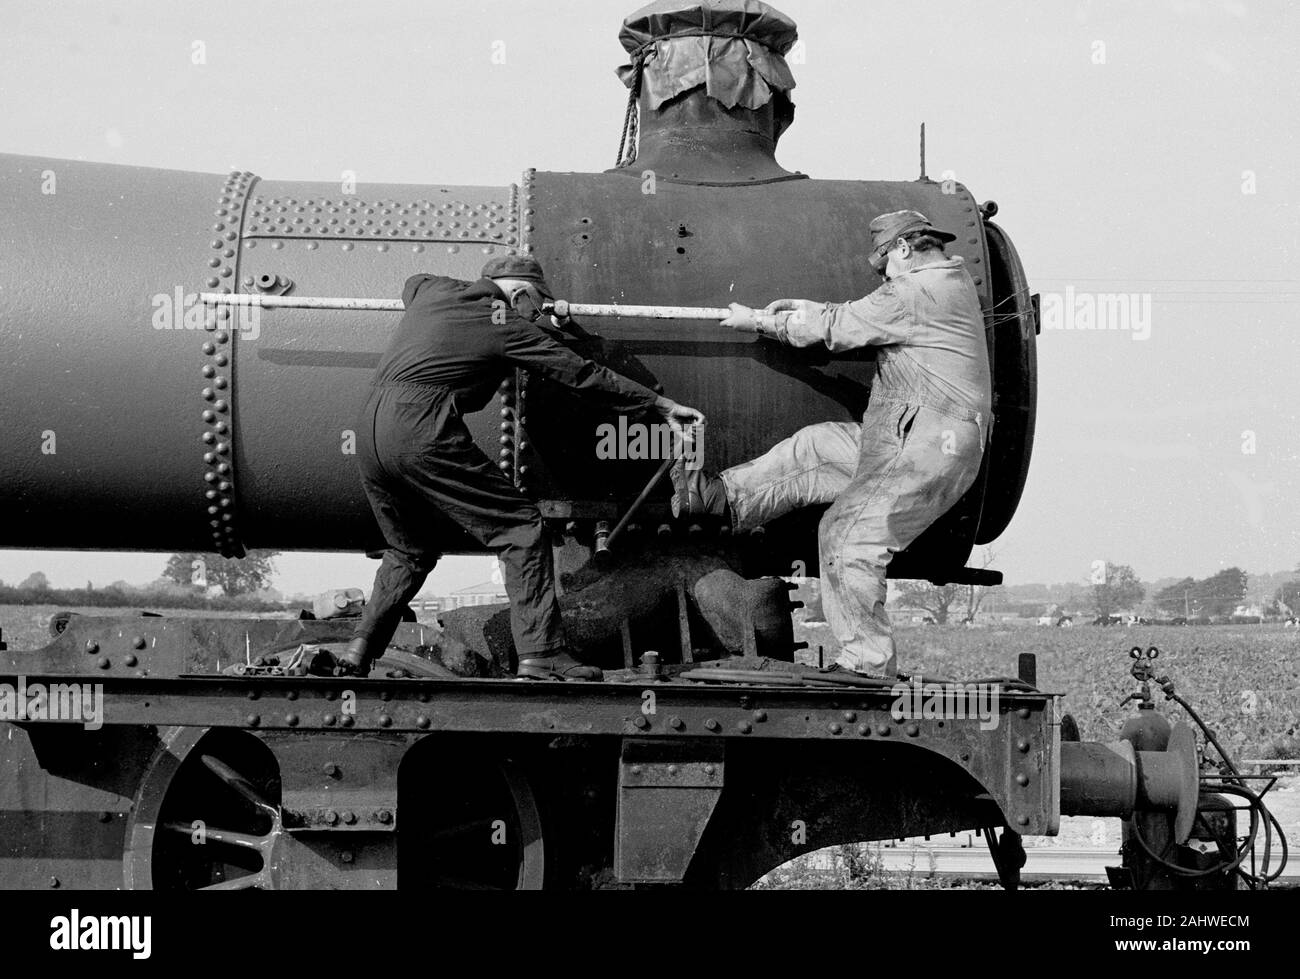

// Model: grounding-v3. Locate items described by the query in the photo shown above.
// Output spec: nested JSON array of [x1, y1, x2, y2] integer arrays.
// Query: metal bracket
[[264, 732, 405, 833], [616, 738, 724, 884]]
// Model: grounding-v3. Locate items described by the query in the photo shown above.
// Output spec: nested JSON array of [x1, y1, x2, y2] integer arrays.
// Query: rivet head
[[286, 713, 299, 726], [668, 716, 684, 730], [377, 810, 393, 824], [857, 724, 871, 736], [416, 715, 431, 729], [1015, 773, 1030, 786], [736, 720, 752, 734], [132, 636, 147, 649], [1016, 815, 1030, 827], [704, 718, 720, 732], [340, 715, 354, 728], [322, 714, 337, 726], [1017, 739, 1031, 753], [905, 723, 920, 737], [829, 723, 842, 735], [751, 709, 767, 722], [342, 810, 357, 825], [124, 654, 138, 667], [324, 809, 339, 825], [843, 711, 857, 722], [631, 765, 642, 775], [633, 716, 649, 730], [85, 640, 99, 654], [1017, 707, 1031, 719], [876, 724, 891, 736], [246, 714, 260, 727], [378, 714, 392, 728], [704, 765, 716, 775], [96, 656, 110, 669], [323, 762, 339, 776], [667, 764, 679, 775]]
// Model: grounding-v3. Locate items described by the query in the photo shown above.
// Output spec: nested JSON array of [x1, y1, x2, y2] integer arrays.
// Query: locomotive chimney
[[613, 0, 802, 185]]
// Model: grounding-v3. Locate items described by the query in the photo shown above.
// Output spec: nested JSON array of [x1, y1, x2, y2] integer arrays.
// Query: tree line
[[893, 559, 1298, 624]]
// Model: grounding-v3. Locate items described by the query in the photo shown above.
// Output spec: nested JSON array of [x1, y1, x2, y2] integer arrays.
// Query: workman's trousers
[[353, 383, 565, 660], [720, 398, 986, 675]]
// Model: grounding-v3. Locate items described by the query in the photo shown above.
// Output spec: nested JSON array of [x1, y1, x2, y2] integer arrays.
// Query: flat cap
[[481, 254, 548, 282], [867, 210, 956, 273]]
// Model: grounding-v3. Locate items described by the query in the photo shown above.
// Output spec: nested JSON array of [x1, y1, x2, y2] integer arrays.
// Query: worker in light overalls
[[673, 211, 992, 676]]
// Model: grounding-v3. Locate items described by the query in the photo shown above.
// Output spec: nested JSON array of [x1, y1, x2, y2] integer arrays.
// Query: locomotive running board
[[1, 671, 1060, 840]]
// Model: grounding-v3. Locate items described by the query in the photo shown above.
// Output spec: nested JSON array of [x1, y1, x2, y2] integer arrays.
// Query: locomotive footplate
[[3, 670, 1059, 840]]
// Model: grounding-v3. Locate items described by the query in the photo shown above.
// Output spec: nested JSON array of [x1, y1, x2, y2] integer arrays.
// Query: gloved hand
[[720, 302, 760, 332], [764, 298, 817, 326]]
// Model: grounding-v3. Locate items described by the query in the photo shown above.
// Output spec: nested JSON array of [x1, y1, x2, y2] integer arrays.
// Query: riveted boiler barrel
[[0, 153, 1034, 570]]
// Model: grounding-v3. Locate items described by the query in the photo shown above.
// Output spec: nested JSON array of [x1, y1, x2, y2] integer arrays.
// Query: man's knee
[[489, 512, 547, 554], [383, 547, 438, 577], [790, 421, 858, 469]]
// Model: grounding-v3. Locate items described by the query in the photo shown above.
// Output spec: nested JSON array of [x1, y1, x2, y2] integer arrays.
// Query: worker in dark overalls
[[338, 254, 705, 680]]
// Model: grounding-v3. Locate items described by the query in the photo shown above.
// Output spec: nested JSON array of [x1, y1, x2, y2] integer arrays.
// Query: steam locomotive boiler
[[1, 2, 1236, 892]]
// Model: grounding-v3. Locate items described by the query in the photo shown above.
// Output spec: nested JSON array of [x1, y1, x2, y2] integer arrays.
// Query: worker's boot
[[332, 637, 379, 678], [516, 650, 603, 682], [670, 458, 731, 522]]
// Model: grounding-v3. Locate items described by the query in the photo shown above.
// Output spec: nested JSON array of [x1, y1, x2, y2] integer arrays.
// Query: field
[[794, 618, 1300, 760]]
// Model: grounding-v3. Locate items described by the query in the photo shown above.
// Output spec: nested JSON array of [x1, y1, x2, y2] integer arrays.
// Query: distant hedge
[[0, 584, 286, 613]]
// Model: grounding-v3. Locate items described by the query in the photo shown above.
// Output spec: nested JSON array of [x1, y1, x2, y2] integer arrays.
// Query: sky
[[1, 0, 1297, 595]]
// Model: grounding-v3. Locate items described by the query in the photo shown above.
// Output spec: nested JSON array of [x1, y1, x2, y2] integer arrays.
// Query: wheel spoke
[[197, 874, 265, 891], [163, 821, 267, 851], [199, 754, 277, 817]]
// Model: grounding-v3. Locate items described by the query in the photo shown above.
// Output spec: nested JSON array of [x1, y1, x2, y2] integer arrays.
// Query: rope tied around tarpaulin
[[616, 46, 652, 168]]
